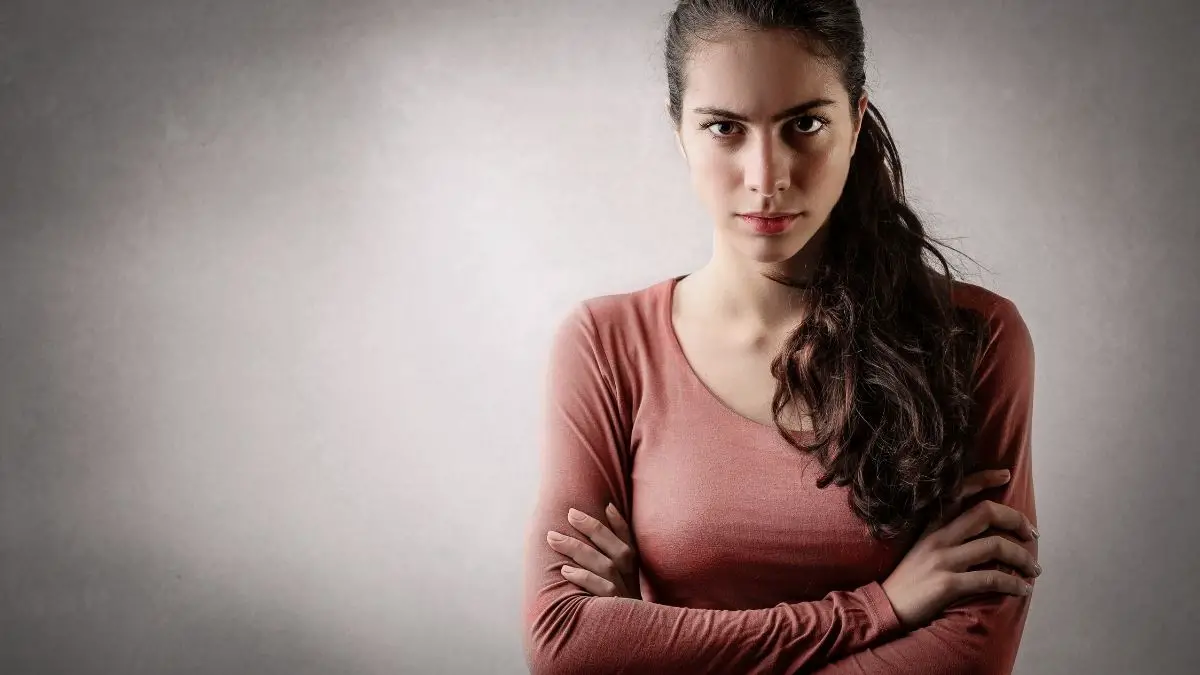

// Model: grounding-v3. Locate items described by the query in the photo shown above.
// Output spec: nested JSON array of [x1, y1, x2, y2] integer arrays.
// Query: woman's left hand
[[546, 503, 641, 599]]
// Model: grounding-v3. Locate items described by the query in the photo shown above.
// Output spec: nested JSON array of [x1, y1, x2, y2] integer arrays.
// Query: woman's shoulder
[[949, 278, 1026, 331], [549, 276, 677, 374], [578, 276, 673, 319], [547, 277, 679, 410], [949, 279, 1035, 376], [560, 276, 675, 340]]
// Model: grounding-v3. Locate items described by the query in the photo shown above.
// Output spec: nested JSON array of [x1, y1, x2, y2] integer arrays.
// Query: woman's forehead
[[681, 34, 846, 116]]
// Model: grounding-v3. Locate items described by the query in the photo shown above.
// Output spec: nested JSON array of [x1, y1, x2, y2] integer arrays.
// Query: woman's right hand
[[881, 469, 1040, 630]]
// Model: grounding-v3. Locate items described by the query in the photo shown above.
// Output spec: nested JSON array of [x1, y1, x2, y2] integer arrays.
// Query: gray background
[[2, 0, 1197, 673]]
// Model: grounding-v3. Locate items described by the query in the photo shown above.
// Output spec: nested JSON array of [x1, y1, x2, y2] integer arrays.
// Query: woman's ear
[[850, 92, 869, 157], [675, 130, 687, 162], [672, 99, 691, 162], [665, 97, 687, 162]]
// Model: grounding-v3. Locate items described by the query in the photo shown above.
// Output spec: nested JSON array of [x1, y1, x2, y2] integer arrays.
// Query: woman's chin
[[734, 230, 811, 263], [740, 241, 804, 265]]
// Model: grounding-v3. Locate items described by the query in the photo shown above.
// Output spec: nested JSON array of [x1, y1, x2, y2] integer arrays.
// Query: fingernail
[[1031, 526, 1040, 539], [1034, 562, 1042, 575], [561, 565, 576, 574], [1024, 583, 1033, 595], [568, 508, 586, 522], [547, 531, 565, 543], [606, 503, 618, 515]]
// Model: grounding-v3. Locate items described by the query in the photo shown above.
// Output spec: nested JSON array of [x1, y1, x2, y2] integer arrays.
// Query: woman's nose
[[749, 175, 790, 197], [745, 141, 791, 196]]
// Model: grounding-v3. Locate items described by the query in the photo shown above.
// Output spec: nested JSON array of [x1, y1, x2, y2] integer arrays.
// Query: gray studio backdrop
[[2, 1, 1197, 673]]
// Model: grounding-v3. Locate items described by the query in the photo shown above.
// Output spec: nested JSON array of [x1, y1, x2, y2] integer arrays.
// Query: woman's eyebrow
[[692, 98, 837, 122]]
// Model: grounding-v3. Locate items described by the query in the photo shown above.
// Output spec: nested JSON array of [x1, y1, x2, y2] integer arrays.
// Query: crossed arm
[[523, 297, 1037, 674]]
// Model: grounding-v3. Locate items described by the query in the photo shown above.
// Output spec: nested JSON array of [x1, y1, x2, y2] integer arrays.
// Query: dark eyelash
[[700, 116, 830, 137], [797, 115, 831, 131]]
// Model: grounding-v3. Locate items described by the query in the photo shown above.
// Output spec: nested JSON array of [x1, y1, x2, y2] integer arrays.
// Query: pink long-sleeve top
[[522, 274, 1038, 674]]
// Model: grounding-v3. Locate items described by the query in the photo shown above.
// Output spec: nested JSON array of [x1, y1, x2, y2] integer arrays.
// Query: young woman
[[522, 1, 1040, 673]]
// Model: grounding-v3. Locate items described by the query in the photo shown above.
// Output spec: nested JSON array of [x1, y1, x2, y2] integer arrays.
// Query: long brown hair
[[665, 0, 990, 540]]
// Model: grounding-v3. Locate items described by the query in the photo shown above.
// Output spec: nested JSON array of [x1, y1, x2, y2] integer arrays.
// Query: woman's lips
[[739, 214, 799, 235]]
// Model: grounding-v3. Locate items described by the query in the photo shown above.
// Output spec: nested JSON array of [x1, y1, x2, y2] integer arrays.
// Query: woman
[[523, 1, 1040, 673]]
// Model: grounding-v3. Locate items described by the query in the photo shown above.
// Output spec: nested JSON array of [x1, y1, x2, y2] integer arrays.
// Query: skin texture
[[672, 27, 869, 340], [669, 28, 867, 433]]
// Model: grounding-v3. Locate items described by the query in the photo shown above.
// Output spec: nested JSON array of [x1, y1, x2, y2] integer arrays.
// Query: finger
[[920, 470, 1015, 544], [560, 565, 619, 597], [568, 508, 636, 575], [603, 505, 643, 600], [923, 499, 1002, 547], [547, 531, 620, 582], [957, 469, 1011, 501], [947, 535, 1041, 579], [938, 500, 1036, 545], [952, 568, 1032, 599], [605, 503, 636, 549], [921, 470, 1012, 540]]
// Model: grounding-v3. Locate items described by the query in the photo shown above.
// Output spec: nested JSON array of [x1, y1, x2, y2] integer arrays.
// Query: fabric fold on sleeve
[[809, 296, 1039, 675], [522, 302, 906, 675]]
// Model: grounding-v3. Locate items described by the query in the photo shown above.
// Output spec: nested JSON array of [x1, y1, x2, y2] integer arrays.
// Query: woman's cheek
[[796, 149, 843, 202], [691, 157, 735, 211]]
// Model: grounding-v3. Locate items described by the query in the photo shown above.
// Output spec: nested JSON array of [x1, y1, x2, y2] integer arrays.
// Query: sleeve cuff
[[861, 580, 903, 637]]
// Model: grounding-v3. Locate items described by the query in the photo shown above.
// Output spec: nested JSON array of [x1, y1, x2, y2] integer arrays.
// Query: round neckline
[[661, 274, 815, 444]]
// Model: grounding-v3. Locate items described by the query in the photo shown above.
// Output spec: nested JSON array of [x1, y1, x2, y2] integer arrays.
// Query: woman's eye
[[704, 121, 739, 137], [793, 116, 827, 134], [702, 117, 827, 138]]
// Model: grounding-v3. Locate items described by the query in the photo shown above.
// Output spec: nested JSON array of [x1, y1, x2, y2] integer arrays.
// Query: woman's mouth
[[738, 213, 799, 235]]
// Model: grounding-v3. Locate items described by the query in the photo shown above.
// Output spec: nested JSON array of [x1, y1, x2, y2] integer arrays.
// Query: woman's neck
[[688, 232, 824, 335]]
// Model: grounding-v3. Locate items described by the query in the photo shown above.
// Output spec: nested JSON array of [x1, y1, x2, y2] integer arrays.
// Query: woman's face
[[674, 29, 868, 267]]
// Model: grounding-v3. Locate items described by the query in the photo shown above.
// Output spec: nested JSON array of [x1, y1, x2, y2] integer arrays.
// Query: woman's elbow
[[522, 621, 552, 675], [522, 596, 586, 675]]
